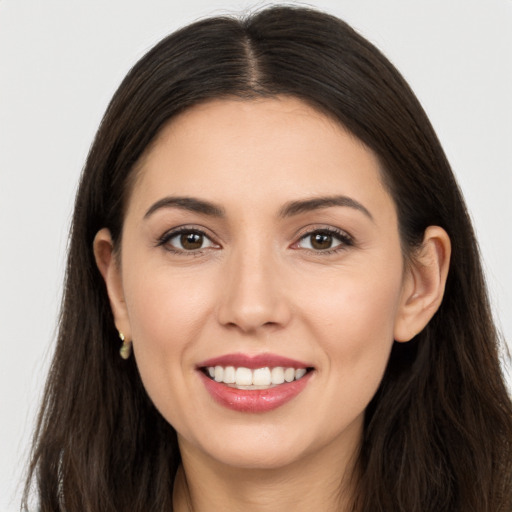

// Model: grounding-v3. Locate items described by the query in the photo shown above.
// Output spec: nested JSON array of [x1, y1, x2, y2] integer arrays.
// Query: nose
[[216, 245, 292, 334]]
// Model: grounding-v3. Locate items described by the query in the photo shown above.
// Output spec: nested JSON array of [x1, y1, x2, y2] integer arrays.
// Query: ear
[[93, 228, 132, 340], [394, 226, 451, 342]]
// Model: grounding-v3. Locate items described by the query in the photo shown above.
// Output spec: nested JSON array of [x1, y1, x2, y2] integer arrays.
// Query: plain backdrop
[[1, 0, 511, 509]]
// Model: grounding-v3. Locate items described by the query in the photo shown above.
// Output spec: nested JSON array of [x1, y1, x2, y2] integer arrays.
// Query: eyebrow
[[279, 195, 374, 220], [144, 194, 373, 221], [144, 196, 225, 219]]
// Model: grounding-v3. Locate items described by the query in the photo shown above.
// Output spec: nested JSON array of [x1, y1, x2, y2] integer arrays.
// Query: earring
[[119, 331, 132, 360]]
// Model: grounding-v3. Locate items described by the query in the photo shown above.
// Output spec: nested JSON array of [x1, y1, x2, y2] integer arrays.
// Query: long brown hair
[[23, 6, 512, 511]]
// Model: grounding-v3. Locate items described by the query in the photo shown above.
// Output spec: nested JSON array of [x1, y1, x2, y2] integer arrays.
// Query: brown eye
[[310, 232, 333, 250], [180, 232, 204, 250], [296, 229, 352, 252], [161, 229, 217, 252]]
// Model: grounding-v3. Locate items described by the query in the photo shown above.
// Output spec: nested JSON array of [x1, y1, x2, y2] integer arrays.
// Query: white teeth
[[235, 367, 253, 386], [271, 366, 285, 384], [253, 367, 271, 386], [284, 367, 295, 383], [295, 368, 307, 380], [223, 366, 235, 384], [214, 366, 223, 382], [205, 365, 309, 387]]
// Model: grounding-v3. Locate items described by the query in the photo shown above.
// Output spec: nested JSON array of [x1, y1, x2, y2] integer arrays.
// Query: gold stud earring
[[119, 331, 132, 359]]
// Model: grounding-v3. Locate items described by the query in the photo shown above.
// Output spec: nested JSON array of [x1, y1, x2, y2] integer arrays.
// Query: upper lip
[[196, 352, 313, 370]]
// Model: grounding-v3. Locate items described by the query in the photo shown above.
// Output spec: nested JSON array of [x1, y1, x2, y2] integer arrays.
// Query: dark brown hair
[[23, 6, 512, 511]]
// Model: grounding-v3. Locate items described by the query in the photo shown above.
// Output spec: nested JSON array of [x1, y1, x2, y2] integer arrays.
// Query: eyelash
[[155, 226, 219, 255], [155, 226, 354, 255], [294, 227, 354, 254]]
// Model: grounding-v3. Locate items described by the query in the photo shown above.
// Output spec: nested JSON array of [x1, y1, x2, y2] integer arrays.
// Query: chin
[[205, 441, 309, 470], [177, 420, 315, 470]]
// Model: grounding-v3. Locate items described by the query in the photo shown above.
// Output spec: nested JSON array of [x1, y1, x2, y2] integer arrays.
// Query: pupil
[[181, 232, 203, 250], [311, 233, 332, 250]]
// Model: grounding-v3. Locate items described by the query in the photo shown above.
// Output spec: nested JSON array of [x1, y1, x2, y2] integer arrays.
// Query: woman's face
[[107, 97, 415, 469]]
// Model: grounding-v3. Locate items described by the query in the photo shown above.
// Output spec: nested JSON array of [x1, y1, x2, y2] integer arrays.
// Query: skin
[[94, 97, 450, 512]]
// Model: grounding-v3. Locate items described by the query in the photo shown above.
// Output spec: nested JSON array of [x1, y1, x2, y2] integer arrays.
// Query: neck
[[173, 422, 361, 512]]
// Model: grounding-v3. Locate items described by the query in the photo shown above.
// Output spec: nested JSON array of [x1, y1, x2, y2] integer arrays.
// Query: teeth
[[295, 368, 307, 380], [253, 367, 271, 386], [235, 367, 253, 386], [271, 367, 285, 384], [214, 366, 223, 382], [205, 366, 309, 387], [223, 366, 236, 384], [284, 367, 295, 383]]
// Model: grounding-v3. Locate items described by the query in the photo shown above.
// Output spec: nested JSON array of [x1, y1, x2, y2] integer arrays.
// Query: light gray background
[[1, 1, 511, 509]]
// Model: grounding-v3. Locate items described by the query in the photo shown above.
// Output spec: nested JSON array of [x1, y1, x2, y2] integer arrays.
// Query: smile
[[197, 353, 315, 413], [204, 365, 310, 389]]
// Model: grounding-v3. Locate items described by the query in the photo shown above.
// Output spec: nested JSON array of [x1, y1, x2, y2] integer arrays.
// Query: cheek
[[123, 261, 215, 349], [305, 262, 402, 340], [300, 265, 403, 403], [120, 260, 218, 415]]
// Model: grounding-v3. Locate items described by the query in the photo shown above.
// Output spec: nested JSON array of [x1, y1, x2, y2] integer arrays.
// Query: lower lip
[[199, 371, 313, 413]]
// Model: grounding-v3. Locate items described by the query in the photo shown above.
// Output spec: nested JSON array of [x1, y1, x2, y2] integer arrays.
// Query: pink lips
[[197, 352, 314, 413], [197, 352, 311, 370]]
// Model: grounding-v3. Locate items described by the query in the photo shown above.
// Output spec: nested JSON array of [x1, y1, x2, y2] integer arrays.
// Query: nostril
[[216, 273, 292, 332]]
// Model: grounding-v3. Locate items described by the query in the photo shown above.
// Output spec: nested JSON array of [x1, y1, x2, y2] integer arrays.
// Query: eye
[[295, 228, 353, 252], [157, 228, 218, 253]]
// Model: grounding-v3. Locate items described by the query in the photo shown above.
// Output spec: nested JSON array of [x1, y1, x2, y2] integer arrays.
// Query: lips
[[197, 353, 311, 369], [196, 353, 314, 413]]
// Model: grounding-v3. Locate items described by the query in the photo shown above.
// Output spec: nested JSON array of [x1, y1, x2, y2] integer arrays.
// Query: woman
[[23, 5, 512, 511]]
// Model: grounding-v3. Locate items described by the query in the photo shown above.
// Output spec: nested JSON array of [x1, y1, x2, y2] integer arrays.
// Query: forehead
[[127, 96, 395, 221]]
